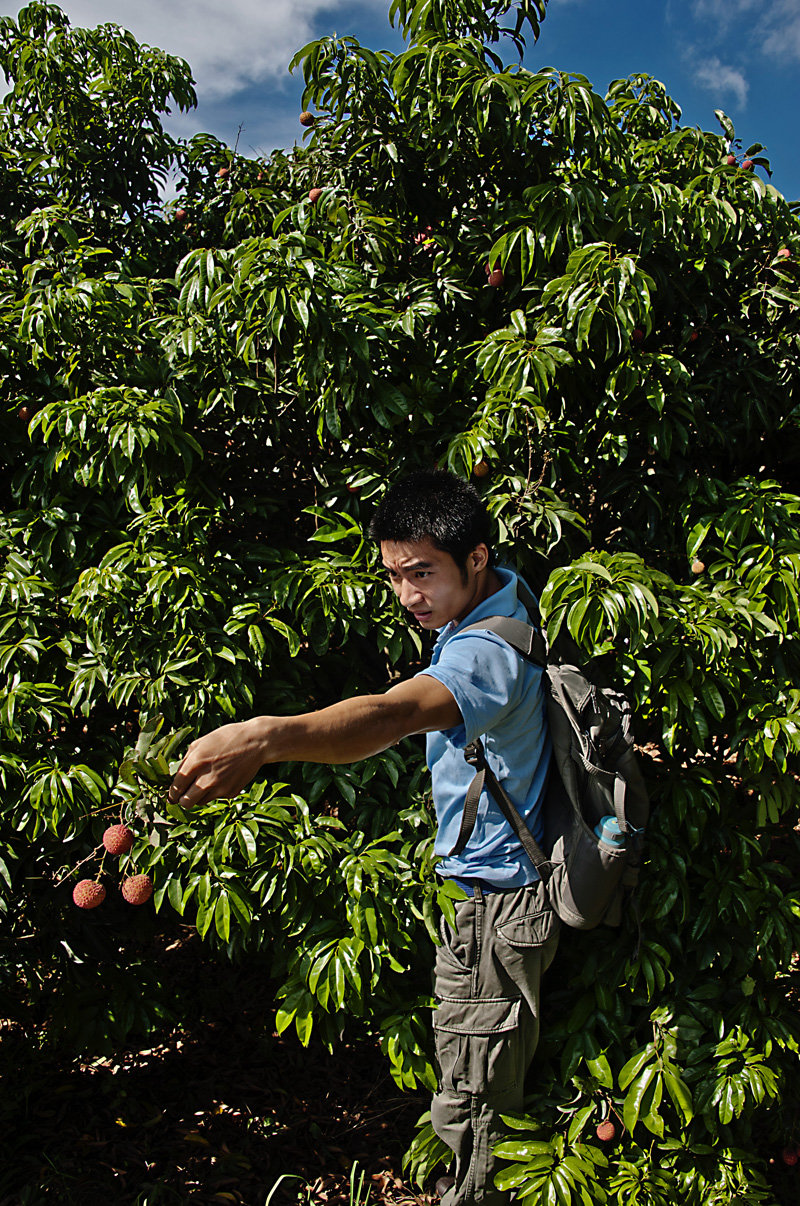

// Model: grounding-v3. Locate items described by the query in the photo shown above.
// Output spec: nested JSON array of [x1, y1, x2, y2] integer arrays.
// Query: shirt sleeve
[[416, 630, 527, 748]]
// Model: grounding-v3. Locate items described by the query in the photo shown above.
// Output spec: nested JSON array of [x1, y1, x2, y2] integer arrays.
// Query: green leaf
[[623, 1063, 657, 1135]]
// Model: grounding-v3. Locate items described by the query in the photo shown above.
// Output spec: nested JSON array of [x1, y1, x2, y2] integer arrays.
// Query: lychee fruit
[[688, 330, 699, 342], [102, 824, 134, 856], [596, 1120, 616, 1143], [121, 874, 154, 905], [781, 1147, 798, 1166], [473, 460, 490, 478], [73, 880, 106, 909], [488, 268, 504, 287], [217, 166, 229, 179], [18, 405, 32, 423], [631, 327, 645, 347], [742, 159, 754, 171], [175, 208, 187, 222], [691, 559, 706, 574], [777, 248, 791, 259], [299, 111, 315, 128], [308, 188, 323, 203], [726, 153, 736, 166]]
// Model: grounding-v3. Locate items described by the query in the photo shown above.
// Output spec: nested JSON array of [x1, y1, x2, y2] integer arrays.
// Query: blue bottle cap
[[595, 816, 625, 846]]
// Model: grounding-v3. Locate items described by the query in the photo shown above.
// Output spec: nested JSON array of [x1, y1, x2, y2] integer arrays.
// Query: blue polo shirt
[[417, 567, 551, 888]]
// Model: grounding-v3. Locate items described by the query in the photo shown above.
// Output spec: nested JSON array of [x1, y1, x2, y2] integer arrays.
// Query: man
[[169, 470, 559, 1206]]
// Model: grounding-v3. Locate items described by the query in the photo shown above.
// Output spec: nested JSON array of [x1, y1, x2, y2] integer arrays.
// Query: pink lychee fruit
[[73, 880, 106, 909], [121, 874, 154, 905], [103, 824, 134, 856], [596, 1120, 616, 1143], [299, 111, 315, 128], [308, 188, 323, 203]]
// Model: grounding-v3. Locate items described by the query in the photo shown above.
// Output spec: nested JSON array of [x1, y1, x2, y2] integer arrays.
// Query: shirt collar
[[435, 566, 519, 646]]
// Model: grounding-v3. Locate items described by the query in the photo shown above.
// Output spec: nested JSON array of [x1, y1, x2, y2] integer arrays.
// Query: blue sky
[[6, 1, 800, 201]]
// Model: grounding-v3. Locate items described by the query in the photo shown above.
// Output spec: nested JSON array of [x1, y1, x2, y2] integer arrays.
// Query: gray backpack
[[450, 585, 649, 930]]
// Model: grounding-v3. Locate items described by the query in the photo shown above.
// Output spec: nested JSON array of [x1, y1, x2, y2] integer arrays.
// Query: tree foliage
[[1, 0, 799, 1200]]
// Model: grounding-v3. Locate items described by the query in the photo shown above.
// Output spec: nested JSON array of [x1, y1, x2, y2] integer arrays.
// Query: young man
[[169, 470, 558, 1206]]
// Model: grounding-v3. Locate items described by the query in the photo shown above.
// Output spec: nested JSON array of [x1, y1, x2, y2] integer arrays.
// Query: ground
[[0, 933, 437, 1206]]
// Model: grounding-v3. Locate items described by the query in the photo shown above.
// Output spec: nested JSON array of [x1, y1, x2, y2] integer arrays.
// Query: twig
[[52, 846, 103, 887]]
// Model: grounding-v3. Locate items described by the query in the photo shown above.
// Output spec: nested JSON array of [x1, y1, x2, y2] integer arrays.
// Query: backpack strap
[[448, 737, 551, 879], [446, 612, 549, 871], [458, 614, 547, 666]]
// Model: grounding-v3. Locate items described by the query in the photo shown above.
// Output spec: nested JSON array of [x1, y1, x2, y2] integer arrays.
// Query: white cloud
[[692, 0, 800, 64], [760, 0, 800, 63], [47, 0, 388, 99], [692, 0, 759, 17], [691, 53, 749, 107]]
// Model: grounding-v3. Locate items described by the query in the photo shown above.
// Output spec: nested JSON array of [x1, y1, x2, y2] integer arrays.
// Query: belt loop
[[473, 883, 484, 905]]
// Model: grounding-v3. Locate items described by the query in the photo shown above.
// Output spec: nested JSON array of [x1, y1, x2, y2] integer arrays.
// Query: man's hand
[[168, 720, 267, 810]]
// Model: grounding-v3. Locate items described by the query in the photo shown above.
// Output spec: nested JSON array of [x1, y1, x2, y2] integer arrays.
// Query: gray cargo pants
[[431, 880, 560, 1206]]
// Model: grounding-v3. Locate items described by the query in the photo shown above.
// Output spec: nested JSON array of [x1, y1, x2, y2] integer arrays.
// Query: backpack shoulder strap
[[448, 737, 551, 876], [459, 614, 548, 667], [447, 610, 549, 867]]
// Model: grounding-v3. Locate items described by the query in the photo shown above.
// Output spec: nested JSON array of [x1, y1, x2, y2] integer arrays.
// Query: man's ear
[[470, 544, 490, 573]]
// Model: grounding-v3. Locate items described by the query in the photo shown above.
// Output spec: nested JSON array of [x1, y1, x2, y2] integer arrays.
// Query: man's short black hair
[[368, 470, 495, 570]]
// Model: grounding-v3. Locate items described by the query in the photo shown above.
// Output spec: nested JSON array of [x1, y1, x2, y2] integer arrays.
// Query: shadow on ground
[[0, 936, 435, 1206]]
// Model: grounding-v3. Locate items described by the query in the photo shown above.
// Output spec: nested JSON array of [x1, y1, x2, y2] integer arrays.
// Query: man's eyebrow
[[382, 560, 435, 571]]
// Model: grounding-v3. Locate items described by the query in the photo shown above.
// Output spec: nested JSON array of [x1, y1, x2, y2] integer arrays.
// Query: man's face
[[380, 537, 487, 630]]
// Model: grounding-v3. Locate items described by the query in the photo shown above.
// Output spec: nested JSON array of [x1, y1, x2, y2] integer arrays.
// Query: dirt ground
[[0, 936, 438, 1206]]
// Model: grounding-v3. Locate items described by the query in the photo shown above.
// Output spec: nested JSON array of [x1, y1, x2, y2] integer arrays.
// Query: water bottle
[[594, 816, 626, 848]]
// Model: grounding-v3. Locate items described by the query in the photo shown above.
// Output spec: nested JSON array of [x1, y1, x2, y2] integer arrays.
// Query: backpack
[[449, 580, 649, 931]]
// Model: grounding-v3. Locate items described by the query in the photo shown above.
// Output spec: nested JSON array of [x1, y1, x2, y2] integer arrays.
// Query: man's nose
[[398, 578, 423, 608]]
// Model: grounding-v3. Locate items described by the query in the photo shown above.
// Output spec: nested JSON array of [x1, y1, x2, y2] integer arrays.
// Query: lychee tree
[[1, 0, 799, 1202]]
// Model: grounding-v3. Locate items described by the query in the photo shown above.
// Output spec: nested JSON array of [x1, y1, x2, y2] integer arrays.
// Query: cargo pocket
[[495, 900, 561, 985], [496, 907, 560, 949], [437, 910, 475, 974], [433, 994, 520, 1095]]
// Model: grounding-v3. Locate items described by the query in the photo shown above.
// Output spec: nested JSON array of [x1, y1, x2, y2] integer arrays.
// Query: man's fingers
[[173, 780, 208, 809], [168, 762, 194, 804]]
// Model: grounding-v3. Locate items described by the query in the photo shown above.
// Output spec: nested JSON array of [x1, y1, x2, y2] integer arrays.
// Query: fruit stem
[[52, 845, 103, 887]]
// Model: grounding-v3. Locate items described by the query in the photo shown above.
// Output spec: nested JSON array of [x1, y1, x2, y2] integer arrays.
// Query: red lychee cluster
[[72, 873, 154, 909], [70, 824, 153, 910]]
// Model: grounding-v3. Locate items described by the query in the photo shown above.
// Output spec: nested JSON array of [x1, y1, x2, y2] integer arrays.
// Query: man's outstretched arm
[[168, 673, 460, 809]]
